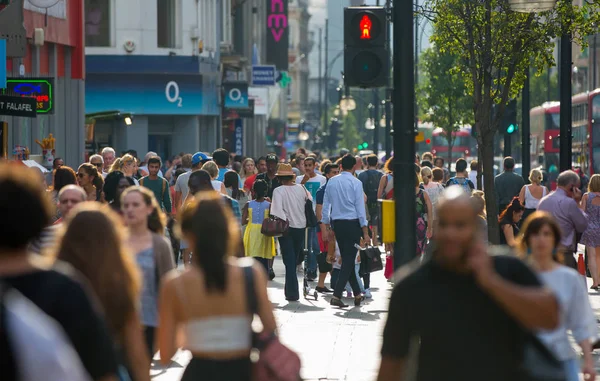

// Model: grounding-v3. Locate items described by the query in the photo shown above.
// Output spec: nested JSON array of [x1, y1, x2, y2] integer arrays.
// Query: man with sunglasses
[[89, 154, 105, 178]]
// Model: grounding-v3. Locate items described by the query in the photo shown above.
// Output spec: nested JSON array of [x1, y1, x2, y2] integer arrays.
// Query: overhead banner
[[266, 0, 289, 71], [223, 82, 249, 109]]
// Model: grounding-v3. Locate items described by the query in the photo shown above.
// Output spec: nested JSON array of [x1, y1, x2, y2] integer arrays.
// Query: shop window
[[85, 0, 111, 47], [158, 0, 178, 48]]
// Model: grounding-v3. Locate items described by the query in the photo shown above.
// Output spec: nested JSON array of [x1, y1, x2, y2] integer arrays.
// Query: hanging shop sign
[[2, 78, 54, 114], [0, 95, 37, 117]]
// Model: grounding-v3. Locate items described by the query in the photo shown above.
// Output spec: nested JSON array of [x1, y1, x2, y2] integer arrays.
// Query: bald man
[[29, 185, 87, 255], [377, 187, 559, 381]]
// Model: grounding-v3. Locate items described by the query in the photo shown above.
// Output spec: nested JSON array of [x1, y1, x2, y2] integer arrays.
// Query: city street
[[151, 252, 393, 381]]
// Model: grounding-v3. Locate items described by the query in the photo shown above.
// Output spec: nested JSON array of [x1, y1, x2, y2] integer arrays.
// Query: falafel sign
[[1, 78, 54, 114], [0, 95, 37, 118]]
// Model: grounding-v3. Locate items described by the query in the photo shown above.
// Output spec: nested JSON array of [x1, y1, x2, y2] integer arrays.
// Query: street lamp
[[340, 96, 357, 111], [365, 118, 375, 130], [508, 0, 556, 12], [380, 114, 393, 128]]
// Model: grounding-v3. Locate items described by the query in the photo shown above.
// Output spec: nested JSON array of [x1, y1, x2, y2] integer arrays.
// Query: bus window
[[547, 113, 560, 130]]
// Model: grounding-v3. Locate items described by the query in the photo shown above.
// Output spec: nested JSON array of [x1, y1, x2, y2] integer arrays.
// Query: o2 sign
[[223, 82, 249, 109], [165, 81, 182, 107]]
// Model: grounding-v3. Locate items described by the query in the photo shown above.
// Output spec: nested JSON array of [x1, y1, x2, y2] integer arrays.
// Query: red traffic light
[[360, 15, 372, 40]]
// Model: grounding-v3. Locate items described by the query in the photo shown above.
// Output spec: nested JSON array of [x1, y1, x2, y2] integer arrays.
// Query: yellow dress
[[243, 200, 275, 259]]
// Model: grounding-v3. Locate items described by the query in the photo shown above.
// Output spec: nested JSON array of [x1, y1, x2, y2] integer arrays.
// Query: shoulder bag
[[303, 187, 318, 228], [261, 215, 289, 237], [243, 266, 302, 381]]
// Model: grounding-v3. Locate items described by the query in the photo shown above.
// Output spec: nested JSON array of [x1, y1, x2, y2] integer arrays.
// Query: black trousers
[[563, 251, 577, 270], [332, 220, 363, 299], [144, 326, 155, 359]]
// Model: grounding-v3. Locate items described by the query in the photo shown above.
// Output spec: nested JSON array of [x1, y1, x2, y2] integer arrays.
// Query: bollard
[[380, 199, 395, 243]]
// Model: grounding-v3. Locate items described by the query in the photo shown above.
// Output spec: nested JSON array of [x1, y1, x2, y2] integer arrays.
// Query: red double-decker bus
[[530, 89, 600, 176], [431, 126, 476, 163]]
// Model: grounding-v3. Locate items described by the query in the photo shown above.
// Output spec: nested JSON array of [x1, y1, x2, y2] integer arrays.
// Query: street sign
[[251, 65, 276, 86], [415, 131, 425, 143], [0, 95, 37, 117], [2, 77, 54, 113]]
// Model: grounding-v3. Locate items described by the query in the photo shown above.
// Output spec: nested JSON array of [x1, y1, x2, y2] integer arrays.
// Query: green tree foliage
[[424, 0, 598, 243], [418, 44, 474, 169], [340, 110, 361, 151]]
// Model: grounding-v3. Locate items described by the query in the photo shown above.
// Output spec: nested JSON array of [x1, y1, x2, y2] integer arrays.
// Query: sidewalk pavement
[[152, 252, 393, 381]]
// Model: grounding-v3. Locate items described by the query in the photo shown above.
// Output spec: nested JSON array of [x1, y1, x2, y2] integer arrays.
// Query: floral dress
[[581, 193, 600, 247], [415, 189, 427, 257]]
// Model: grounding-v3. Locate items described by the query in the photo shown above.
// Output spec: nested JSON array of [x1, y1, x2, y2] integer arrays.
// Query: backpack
[[364, 170, 381, 204], [0, 283, 92, 381], [449, 177, 472, 194]]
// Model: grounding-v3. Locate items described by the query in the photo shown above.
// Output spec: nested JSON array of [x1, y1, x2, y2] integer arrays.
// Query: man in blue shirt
[[213, 148, 242, 185], [322, 154, 370, 308]]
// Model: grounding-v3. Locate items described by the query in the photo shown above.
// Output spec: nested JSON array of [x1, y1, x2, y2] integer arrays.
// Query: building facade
[[84, 0, 224, 159], [287, 0, 311, 124], [1, 0, 86, 167]]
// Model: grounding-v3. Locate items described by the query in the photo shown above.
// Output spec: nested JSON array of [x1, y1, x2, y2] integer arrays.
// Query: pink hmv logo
[[267, 0, 287, 42]]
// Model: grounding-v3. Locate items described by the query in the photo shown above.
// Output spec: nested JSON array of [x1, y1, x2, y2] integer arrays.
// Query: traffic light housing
[[344, 7, 389, 88], [502, 99, 517, 135]]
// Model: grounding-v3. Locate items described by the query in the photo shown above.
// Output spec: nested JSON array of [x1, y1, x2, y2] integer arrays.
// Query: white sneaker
[[364, 289, 372, 299]]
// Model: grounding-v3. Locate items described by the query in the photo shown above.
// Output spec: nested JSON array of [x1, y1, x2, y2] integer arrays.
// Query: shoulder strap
[[243, 265, 258, 315]]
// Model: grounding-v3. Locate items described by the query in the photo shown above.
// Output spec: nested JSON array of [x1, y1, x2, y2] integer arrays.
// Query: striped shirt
[[29, 224, 62, 255]]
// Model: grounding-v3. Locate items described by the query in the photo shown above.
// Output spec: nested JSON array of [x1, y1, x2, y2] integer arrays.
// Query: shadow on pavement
[[333, 309, 385, 321]]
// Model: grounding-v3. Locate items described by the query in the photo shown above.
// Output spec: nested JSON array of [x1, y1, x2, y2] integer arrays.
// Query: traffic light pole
[[559, 25, 572, 172], [393, 0, 416, 269], [503, 133, 511, 158], [385, 0, 392, 159]]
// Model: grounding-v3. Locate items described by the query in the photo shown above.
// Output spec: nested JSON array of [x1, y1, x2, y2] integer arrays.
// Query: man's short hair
[[323, 163, 336, 175], [188, 170, 213, 194], [89, 154, 103, 163], [557, 170, 580, 188], [503, 156, 515, 170], [366, 154, 378, 167], [147, 156, 162, 167], [101, 147, 115, 156], [470, 160, 478, 171], [420, 160, 433, 169], [432, 168, 444, 182], [455, 158, 468, 173], [257, 156, 267, 164], [434, 157, 444, 165], [304, 157, 316, 165], [212, 148, 230, 167], [58, 184, 87, 202], [341, 154, 357, 171]]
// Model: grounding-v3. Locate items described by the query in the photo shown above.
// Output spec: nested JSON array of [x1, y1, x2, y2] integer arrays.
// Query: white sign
[[248, 87, 268, 115], [24, 0, 66, 19]]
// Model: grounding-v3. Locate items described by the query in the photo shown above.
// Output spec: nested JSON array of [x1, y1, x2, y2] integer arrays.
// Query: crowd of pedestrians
[[3, 146, 600, 381]]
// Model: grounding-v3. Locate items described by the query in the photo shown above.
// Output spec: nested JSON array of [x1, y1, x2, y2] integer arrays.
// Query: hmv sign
[[266, 0, 289, 71]]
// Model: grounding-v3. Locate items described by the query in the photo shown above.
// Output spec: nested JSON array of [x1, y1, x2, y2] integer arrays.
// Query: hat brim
[[275, 171, 294, 177]]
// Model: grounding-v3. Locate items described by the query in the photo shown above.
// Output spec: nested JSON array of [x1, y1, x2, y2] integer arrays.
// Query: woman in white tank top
[[519, 169, 548, 222]]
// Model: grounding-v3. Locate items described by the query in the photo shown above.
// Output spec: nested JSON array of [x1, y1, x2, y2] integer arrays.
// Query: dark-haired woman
[[519, 211, 596, 381], [78, 163, 105, 201], [55, 202, 150, 381], [242, 180, 275, 274], [0, 164, 119, 381], [498, 197, 524, 247], [103, 171, 136, 215], [157, 192, 277, 381], [122, 187, 175, 359], [225, 171, 250, 211]]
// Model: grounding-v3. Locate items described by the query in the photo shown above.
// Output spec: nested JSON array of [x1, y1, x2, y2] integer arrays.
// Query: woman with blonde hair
[[519, 212, 596, 381], [421, 166, 443, 221], [580, 174, 600, 289], [122, 186, 175, 358], [201, 161, 227, 194], [239, 158, 257, 185], [55, 202, 150, 381], [518, 168, 548, 221], [110, 154, 139, 185]]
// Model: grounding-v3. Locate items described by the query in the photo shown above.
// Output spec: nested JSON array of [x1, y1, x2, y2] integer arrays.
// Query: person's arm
[[322, 184, 332, 227], [566, 274, 597, 380], [175, 190, 182, 213], [424, 191, 433, 239], [163, 180, 172, 216], [269, 189, 285, 221], [316, 203, 323, 222], [569, 198, 589, 233], [220, 182, 227, 195], [122, 313, 151, 381], [157, 276, 178, 365], [518, 186, 526, 205], [377, 175, 387, 199], [252, 263, 277, 334], [502, 224, 516, 247], [242, 204, 249, 225], [467, 247, 558, 330]]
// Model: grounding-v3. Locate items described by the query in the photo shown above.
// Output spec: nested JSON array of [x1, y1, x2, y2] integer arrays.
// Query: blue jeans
[[278, 228, 304, 301], [302, 227, 318, 274], [562, 358, 580, 381]]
